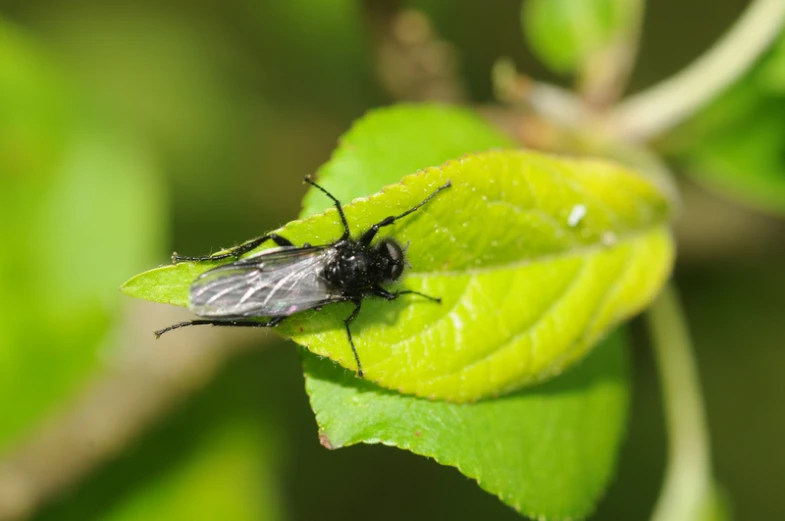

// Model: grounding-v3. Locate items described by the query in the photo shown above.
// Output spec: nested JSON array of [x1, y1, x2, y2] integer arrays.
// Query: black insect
[[156, 177, 451, 377]]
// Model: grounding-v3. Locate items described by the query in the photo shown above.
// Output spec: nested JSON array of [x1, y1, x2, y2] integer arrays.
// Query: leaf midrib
[[404, 224, 667, 278]]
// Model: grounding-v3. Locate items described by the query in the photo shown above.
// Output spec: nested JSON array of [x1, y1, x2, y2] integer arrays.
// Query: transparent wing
[[188, 246, 343, 318]]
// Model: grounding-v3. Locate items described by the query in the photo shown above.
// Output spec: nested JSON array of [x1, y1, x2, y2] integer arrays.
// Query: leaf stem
[[607, 0, 785, 141], [646, 284, 711, 521], [492, 58, 590, 128]]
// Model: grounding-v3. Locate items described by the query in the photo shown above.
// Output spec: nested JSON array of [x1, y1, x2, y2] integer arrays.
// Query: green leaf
[[293, 149, 672, 401], [521, 0, 636, 74], [304, 329, 629, 519], [672, 33, 785, 214], [123, 149, 672, 401]]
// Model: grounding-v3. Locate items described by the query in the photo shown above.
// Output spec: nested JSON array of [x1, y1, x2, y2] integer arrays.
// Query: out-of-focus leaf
[[39, 4, 293, 241], [521, 0, 636, 74], [672, 33, 785, 214], [304, 330, 629, 519], [0, 20, 165, 450], [41, 8, 260, 160], [259, 0, 371, 105], [0, 19, 71, 182], [123, 106, 672, 402]]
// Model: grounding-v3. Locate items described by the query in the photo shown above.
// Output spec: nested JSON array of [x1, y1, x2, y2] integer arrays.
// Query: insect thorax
[[322, 239, 404, 291]]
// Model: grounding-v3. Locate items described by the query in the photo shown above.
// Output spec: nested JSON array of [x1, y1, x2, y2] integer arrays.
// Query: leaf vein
[[423, 256, 590, 384], [539, 240, 639, 379]]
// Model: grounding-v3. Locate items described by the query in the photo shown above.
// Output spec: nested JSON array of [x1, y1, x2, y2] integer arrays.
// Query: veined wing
[[189, 246, 342, 318]]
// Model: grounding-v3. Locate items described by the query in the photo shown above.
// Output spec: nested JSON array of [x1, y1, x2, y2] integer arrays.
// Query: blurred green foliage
[[522, 0, 636, 74], [0, 1, 784, 520], [0, 20, 164, 450], [672, 32, 785, 214]]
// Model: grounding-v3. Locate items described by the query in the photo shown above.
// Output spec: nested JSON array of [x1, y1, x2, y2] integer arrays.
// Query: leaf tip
[[117, 262, 194, 308], [318, 432, 335, 450], [119, 272, 144, 298]]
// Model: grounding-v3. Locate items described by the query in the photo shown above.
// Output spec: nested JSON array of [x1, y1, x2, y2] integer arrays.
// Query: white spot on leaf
[[567, 204, 587, 227]]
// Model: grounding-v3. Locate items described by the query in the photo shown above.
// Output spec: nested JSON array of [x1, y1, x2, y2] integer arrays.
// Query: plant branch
[[646, 284, 712, 521], [607, 0, 785, 141]]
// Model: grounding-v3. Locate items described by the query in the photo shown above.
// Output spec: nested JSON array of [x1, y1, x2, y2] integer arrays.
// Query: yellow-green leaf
[[122, 148, 673, 402]]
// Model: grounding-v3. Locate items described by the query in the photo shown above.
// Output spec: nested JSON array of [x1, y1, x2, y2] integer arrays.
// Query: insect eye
[[382, 240, 403, 261], [389, 260, 404, 280], [379, 239, 404, 280]]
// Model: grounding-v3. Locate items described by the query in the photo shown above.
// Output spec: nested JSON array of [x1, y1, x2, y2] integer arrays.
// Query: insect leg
[[343, 299, 365, 377], [154, 317, 285, 337], [304, 176, 351, 239], [172, 234, 294, 263], [371, 286, 442, 303], [359, 181, 451, 246]]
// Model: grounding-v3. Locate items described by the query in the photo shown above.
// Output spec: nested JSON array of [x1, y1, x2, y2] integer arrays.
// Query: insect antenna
[[359, 181, 452, 246], [304, 176, 351, 239], [391, 180, 451, 221]]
